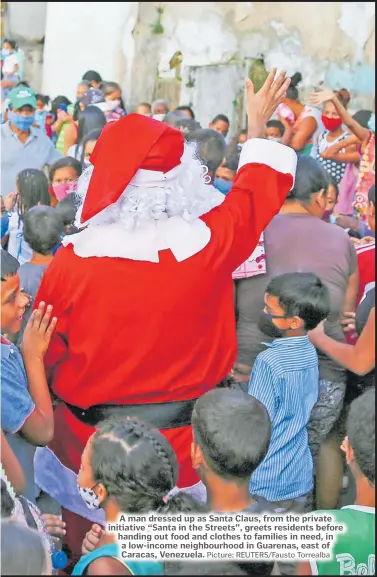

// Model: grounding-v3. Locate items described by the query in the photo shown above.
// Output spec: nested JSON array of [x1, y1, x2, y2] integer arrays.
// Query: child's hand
[[82, 524, 104, 555], [41, 514, 66, 543], [21, 302, 57, 361], [4, 192, 17, 212]]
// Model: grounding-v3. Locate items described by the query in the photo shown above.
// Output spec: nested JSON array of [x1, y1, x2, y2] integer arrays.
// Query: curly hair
[[91, 417, 205, 514]]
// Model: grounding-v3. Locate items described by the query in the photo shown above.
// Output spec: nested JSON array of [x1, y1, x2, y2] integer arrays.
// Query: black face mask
[[258, 310, 288, 339]]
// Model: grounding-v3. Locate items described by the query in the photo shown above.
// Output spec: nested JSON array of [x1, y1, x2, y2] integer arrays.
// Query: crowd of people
[[0, 33, 375, 577]]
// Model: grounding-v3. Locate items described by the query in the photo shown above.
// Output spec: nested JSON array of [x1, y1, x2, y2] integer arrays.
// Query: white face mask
[[267, 136, 282, 143], [153, 114, 165, 122], [106, 99, 121, 111], [77, 483, 101, 510]]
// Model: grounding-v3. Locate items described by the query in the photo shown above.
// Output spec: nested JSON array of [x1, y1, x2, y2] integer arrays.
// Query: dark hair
[[80, 128, 102, 164], [223, 154, 239, 173], [347, 388, 375, 485], [1, 480, 14, 518], [174, 118, 201, 137], [1, 519, 48, 576], [287, 156, 330, 202], [211, 114, 230, 126], [163, 110, 187, 127], [23, 206, 64, 255], [100, 81, 126, 110], [16, 169, 50, 217], [49, 156, 83, 183], [286, 72, 302, 101], [266, 119, 285, 136], [352, 110, 372, 129], [165, 562, 247, 575], [266, 272, 330, 330], [0, 249, 19, 281], [239, 128, 247, 136], [187, 129, 226, 176], [75, 106, 106, 159], [192, 389, 271, 480], [55, 194, 77, 227], [91, 418, 205, 514], [3, 39, 17, 50], [82, 70, 102, 85], [138, 102, 151, 111], [368, 184, 375, 205], [16, 80, 30, 88], [175, 105, 195, 120], [35, 94, 50, 106], [50, 95, 72, 120], [328, 174, 339, 199]]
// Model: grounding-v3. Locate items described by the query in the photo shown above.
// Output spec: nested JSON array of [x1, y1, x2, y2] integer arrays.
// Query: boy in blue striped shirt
[[248, 272, 330, 512]]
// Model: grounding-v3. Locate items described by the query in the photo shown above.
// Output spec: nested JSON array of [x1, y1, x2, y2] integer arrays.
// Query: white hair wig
[[73, 140, 224, 231]]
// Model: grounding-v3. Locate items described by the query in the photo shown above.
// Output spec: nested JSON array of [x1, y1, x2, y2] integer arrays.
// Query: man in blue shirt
[[248, 272, 330, 512], [1, 85, 61, 199]]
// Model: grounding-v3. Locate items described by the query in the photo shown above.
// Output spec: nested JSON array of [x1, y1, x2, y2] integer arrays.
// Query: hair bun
[[290, 72, 302, 88]]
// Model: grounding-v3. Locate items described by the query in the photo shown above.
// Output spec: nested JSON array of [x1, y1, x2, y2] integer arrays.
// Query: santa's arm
[[202, 67, 297, 273], [34, 249, 71, 382]]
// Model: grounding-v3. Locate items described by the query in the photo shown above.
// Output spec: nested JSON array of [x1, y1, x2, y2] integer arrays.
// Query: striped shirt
[[248, 335, 319, 502]]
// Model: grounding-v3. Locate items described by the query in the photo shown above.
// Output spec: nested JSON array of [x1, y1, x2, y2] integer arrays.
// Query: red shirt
[[36, 162, 294, 488], [356, 241, 375, 305]]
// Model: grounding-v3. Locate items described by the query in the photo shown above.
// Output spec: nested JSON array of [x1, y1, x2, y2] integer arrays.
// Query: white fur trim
[[238, 138, 297, 185], [63, 215, 212, 262]]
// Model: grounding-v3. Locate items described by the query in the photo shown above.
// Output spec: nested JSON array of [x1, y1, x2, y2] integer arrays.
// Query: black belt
[[65, 398, 198, 430]]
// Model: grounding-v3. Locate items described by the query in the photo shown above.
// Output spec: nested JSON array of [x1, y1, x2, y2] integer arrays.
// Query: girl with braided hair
[[73, 417, 204, 575]]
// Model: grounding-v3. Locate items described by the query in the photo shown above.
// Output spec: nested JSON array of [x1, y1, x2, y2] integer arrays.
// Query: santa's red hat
[[81, 114, 185, 223]]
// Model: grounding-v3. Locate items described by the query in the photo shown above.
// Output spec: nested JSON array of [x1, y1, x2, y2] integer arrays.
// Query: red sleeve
[[34, 247, 73, 382], [202, 138, 297, 273]]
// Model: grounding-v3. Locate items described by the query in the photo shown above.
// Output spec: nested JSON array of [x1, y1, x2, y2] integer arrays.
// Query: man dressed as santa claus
[[34, 70, 297, 565]]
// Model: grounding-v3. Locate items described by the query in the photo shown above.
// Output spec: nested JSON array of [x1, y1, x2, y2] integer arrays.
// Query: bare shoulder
[[87, 556, 131, 576]]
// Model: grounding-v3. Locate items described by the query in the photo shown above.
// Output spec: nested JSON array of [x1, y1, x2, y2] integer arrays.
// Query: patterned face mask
[[77, 483, 101, 510]]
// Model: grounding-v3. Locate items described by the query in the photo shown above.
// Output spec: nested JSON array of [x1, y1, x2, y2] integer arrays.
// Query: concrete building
[[2, 1, 375, 132]]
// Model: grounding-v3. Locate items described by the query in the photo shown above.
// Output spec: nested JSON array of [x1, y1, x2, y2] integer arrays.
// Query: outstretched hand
[[246, 69, 291, 139], [307, 88, 335, 107]]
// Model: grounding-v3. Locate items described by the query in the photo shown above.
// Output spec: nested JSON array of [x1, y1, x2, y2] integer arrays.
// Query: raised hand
[[307, 88, 335, 107], [246, 69, 291, 139], [21, 301, 57, 361]]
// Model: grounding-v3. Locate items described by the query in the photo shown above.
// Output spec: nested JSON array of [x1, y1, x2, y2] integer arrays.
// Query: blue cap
[[51, 550, 68, 570]]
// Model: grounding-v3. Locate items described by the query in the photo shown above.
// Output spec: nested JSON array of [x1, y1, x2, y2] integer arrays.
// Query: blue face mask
[[1, 213, 9, 239], [214, 177, 232, 195], [2, 49, 11, 58], [8, 110, 35, 132], [368, 113, 375, 133]]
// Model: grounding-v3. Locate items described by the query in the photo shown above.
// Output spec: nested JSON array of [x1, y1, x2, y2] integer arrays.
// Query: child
[[1, 519, 52, 576], [265, 119, 285, 142], [298, 388, 375, 575], [49, 156, 82, 205], [1, 249, 56, 503], [73, 417, 202, 576], [17, 206, 64, 342], [248, 272, 330, 512], [215, 154, 239, 192], [6, 168, 51, 264]]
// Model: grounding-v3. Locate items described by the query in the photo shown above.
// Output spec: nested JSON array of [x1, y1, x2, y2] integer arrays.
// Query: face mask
[[106, 99, 121, 111], [321, 115, 342, 132], [77, 483, 101, 510], [214, 177, 232, 195], [153, 114, 165, 122], [52, 181, 77, 201], [1, 213, 9, 239], [8, 110, 35, 132], [258, 310, 288, 338], [237, 143, 244, 152], [368, 113, 375, 133], [267, 136, 282, 143], [2, 49, 11, 58]]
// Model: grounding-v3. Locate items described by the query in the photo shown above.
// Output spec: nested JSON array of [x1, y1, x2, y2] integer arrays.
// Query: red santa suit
[[34, 114, 297, 565]]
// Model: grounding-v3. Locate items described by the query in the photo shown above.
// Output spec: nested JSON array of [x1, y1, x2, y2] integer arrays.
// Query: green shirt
[[311, 506, 375, 575]]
